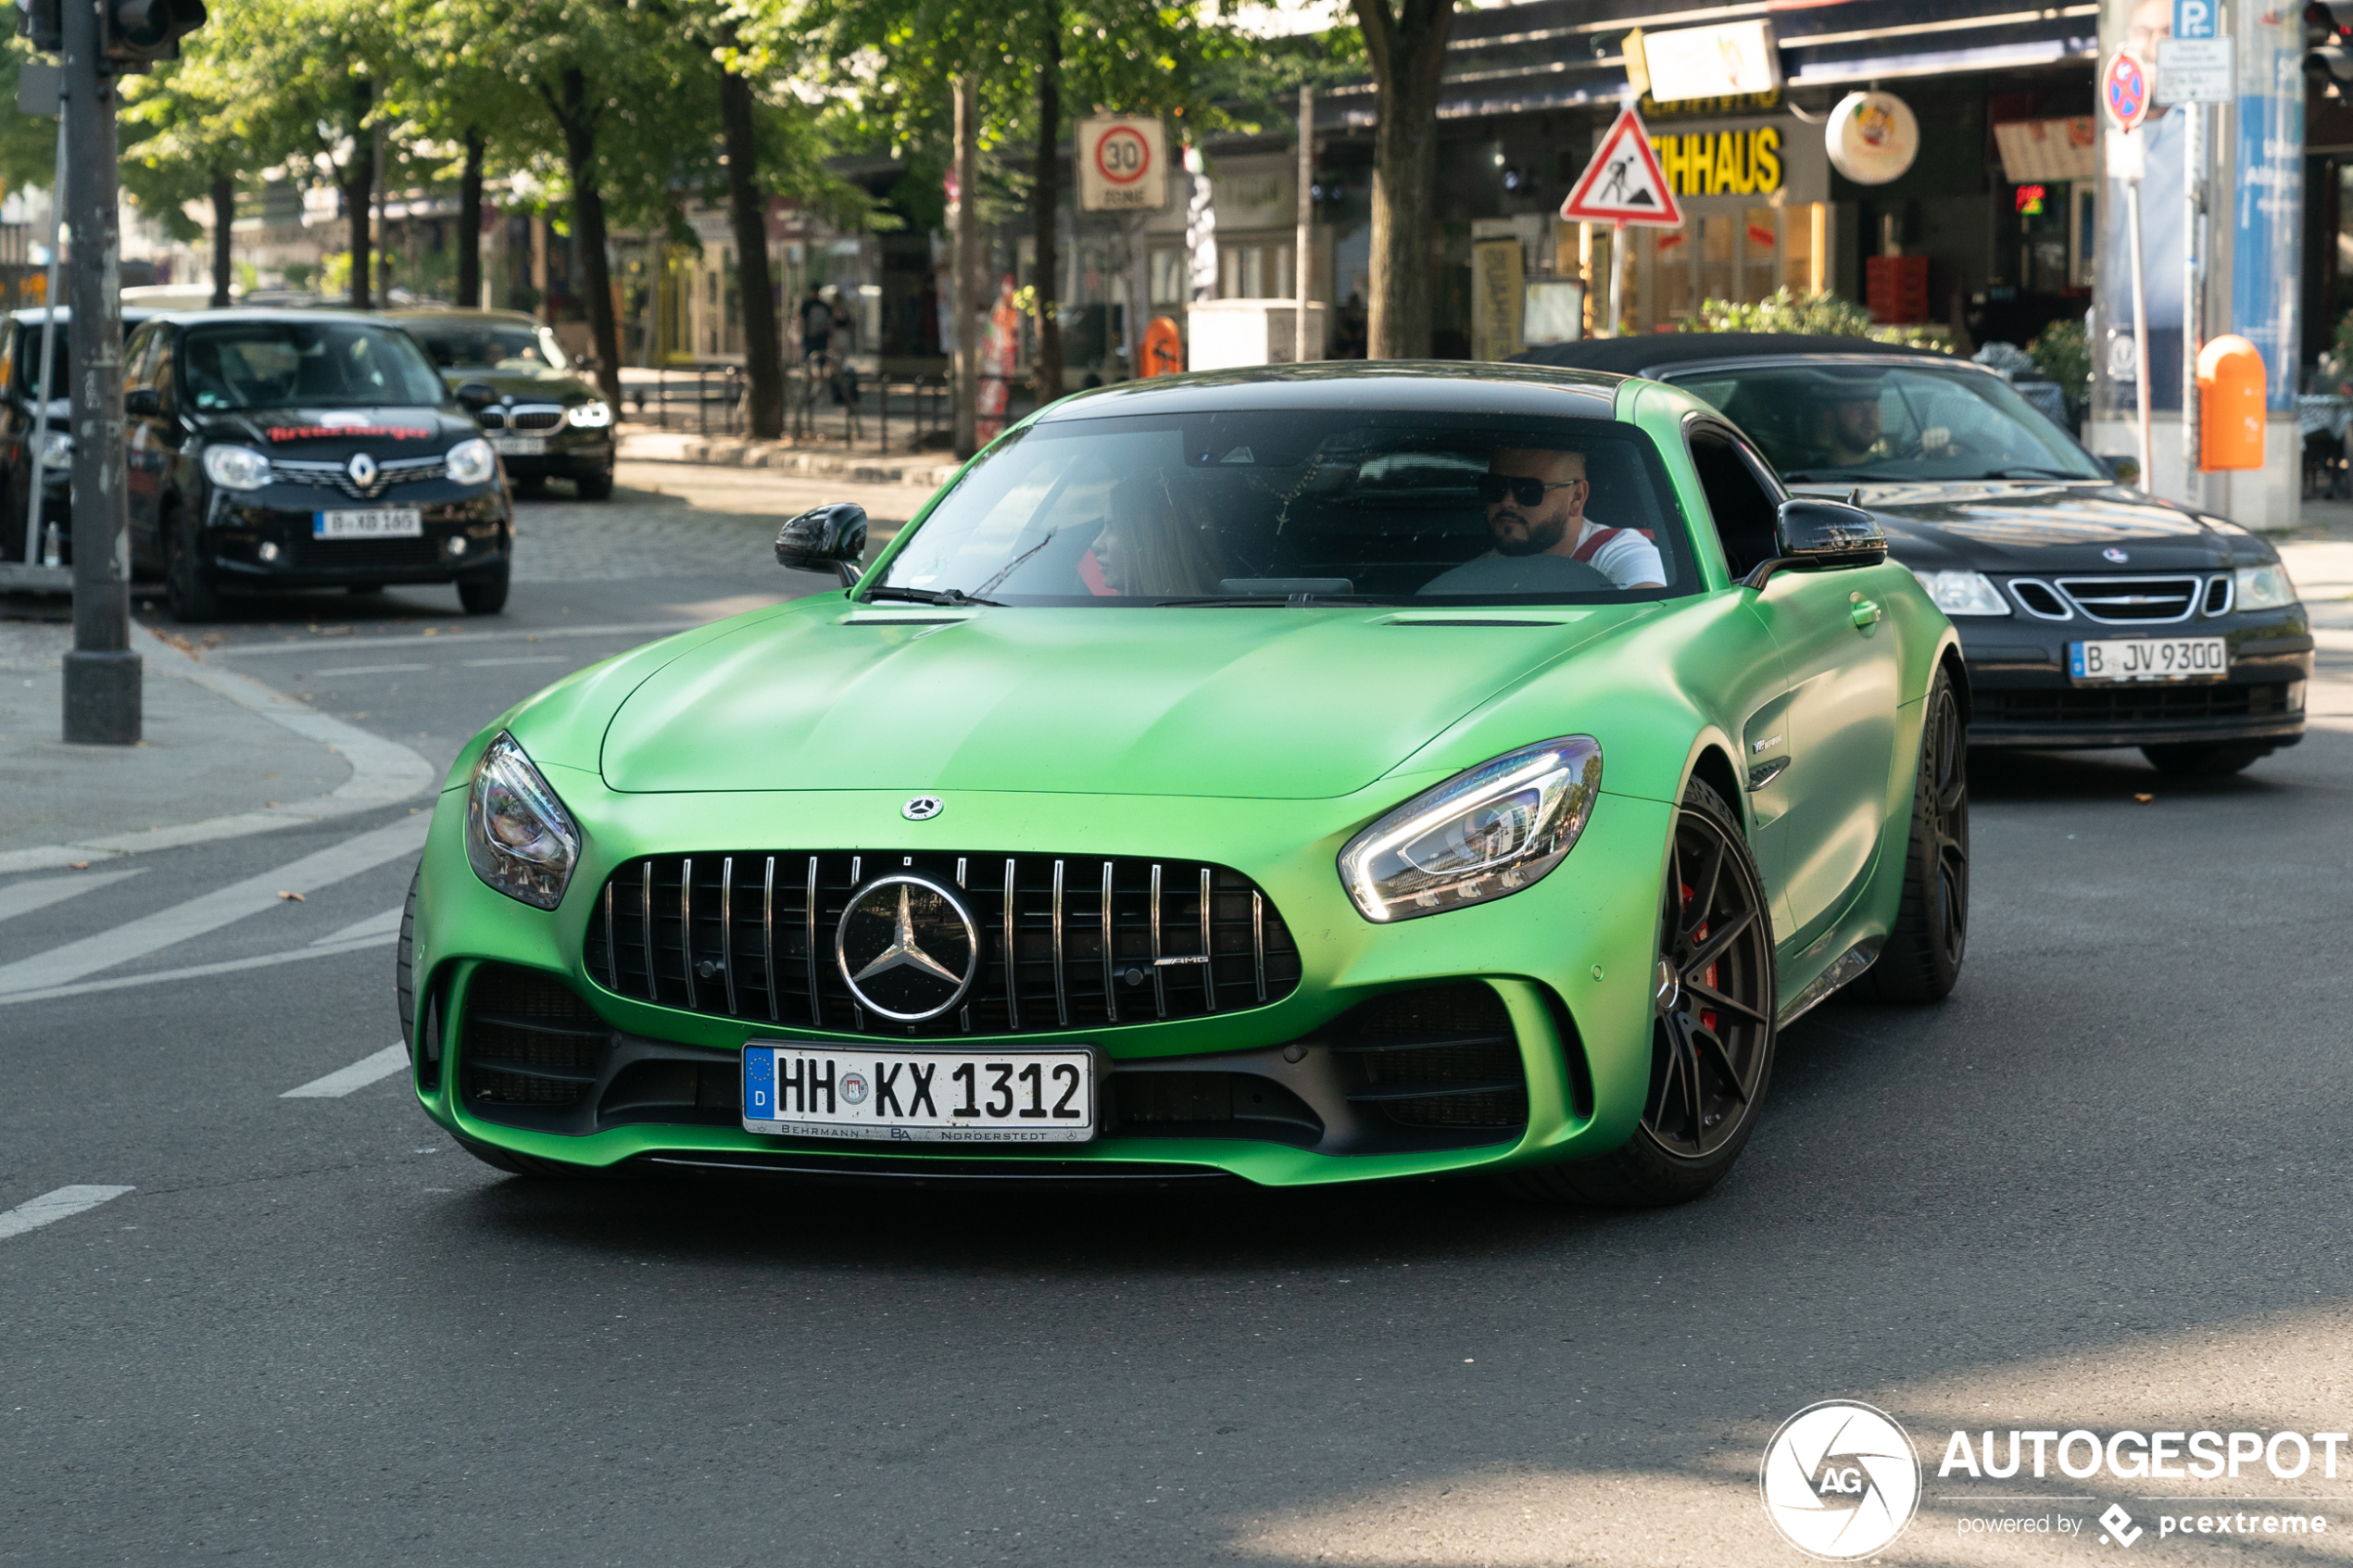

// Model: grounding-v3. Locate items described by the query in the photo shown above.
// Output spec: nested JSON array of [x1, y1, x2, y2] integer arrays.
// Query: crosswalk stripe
[[312, 905, 404, 947], [0, 869, 144, 925], [0, 933, 395, 1008], [0, 816, 429, 997], [0, 1185, 133, 1242], [283, 1042, 409, 1098]]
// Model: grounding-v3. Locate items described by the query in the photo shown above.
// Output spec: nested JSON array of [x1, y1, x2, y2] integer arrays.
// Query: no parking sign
[[1076, 115, 1168, 212]]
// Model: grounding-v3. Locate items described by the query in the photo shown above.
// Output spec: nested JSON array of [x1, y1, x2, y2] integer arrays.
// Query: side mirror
[[775, 503, 868, 588], [454, 381, 498, 412], [124, 388, 159, 416], [1743, 498, 1888, 590]]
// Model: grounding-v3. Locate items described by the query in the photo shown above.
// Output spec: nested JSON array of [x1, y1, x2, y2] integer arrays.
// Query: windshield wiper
[[859, 584, 1003, 608], [1978, 466, 2095, 481], [1779, 469, 1874, 483]]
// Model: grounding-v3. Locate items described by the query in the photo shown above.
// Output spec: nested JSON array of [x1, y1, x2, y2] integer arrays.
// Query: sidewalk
[[617, 425, 963, 493], [0, 621, 435, 873]]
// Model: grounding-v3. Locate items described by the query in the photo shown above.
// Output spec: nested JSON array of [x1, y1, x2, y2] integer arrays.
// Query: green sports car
[[398, 363, 1969, 1205]]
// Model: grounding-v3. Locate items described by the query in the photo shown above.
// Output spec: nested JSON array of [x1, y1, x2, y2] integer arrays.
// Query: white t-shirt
[[1574, 520, 1667, 588]]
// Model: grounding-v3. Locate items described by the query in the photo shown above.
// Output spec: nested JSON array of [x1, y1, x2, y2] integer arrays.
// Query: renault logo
[[346, 452, 380, 491], [836, 874, 980, 1022]]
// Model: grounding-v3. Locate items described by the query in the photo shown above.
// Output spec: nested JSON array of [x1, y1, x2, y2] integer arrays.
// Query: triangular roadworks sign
[[1560, 107, 1683, 227]]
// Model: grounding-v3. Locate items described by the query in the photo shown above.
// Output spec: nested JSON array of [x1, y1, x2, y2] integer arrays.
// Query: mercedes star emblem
[[836, 873, 979, 1022], [346, 452, 380, 490], [2103, 546, 2130, 563], [901, 796, 943, 821]]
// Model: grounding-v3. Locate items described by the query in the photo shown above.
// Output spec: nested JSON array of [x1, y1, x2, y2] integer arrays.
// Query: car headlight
[[2233, 562, 2297, 610], [1338, 736, 1603, 922], [201, 445, 271, 491], [445, 436, 497, 487], [464, 732, 580, 909], [1907, 568, 2010, 616], [34, 431, 71, 468], [565, 399, 612, 428]]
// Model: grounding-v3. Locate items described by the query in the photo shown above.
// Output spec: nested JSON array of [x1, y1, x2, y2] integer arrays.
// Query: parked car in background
[[0, 306, 160, 569], [1518, 333, 2310, 777], [120, 308, 513, 621], [383, 307, 615, 499]]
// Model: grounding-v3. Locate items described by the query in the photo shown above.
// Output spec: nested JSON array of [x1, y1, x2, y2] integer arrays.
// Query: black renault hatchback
[[122, 309, 513, 621]]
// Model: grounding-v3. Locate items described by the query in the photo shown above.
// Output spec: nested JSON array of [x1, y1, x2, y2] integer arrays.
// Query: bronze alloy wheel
[[1641, 788, 1775, 1160]]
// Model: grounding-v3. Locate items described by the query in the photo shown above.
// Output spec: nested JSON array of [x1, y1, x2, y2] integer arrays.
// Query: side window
[[146, 331, 177, 413], [1686, 421, 1781, 579], [123, 325, 159, 393], [0, 320, 16, 398]]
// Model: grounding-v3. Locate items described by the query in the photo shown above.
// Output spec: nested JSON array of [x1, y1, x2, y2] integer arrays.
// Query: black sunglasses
[[1477, 474, 1584, 507]]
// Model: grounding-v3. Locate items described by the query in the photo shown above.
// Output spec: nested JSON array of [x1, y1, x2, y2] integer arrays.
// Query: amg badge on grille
[[836, 874, 979, 1022]]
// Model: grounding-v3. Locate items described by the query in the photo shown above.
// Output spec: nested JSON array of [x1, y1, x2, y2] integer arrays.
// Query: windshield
[[406, 320, 570, 374], [1666, 361, 2105, 483], [181, 320, 450, 411], [870, 409, 1695, 606]]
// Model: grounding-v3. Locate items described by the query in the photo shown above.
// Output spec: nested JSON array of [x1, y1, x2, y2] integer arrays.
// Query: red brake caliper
[[1680, 880, 1719, 1041]]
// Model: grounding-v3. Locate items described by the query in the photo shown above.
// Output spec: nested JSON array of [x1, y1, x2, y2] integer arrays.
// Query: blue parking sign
[[2173, 0, 2215, 41]]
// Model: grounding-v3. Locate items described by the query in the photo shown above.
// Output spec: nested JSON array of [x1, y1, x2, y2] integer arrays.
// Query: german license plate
[[742, 1044, 1095, 1143], [312, 507, 422, 539], [490, 434, 546, 456], [2069, 636, 2227, 682]]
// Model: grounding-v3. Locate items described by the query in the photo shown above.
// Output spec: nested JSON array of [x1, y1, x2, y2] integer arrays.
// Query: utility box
[[1186, 299, 1328, 371]]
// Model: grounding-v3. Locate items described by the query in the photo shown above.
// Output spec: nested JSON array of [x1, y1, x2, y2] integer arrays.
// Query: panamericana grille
[[584, 851, 1302, 1037], [271, 454, 449, 500], [1985, 683, 2286, 726], [2055, 575, 2201, 623], [476, 404, 565, 433]]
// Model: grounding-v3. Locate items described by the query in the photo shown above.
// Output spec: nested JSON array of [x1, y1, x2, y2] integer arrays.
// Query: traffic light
[[2309, 2, 2353, 91], [16, 0, 61, 54], [101, 0, 206, 70]]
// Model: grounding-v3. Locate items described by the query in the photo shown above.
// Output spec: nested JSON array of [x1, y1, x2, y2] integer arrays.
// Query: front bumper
[[494, 429, 612, 482], [1956, 609, 2311, 749], [407, 771, 1674, 1187], [205, 480, 510, 588]]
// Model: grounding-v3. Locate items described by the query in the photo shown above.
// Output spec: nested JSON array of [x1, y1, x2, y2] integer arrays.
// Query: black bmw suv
[[123, 309, 514, 621]]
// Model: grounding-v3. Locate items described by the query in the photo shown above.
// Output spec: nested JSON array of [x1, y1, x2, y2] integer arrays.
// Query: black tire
[[573, 468, 614, 501], [2141, 742, 2268, 777], [457, 564, 509, 615], [1861, 667, 1970, 1002], [162, 508, 220, 623], [396, 863, 419, 1062], [1506, 776, 1777, 1208]]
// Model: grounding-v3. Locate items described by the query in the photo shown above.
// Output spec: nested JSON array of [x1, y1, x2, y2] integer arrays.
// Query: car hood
[[598, 600, 1632, 798], [436, 368, 598, 404], [1793, 479, 2275, 571], [199, 405, 480, 455]]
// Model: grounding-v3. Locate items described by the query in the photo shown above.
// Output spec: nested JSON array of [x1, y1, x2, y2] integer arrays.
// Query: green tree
[[120, 60, 252, 307], [379, 0, 543, 310]]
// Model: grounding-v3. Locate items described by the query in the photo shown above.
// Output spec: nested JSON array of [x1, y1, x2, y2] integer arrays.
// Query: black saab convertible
[[123, 309, 514, 621], [1519, 333, 2311, 776]]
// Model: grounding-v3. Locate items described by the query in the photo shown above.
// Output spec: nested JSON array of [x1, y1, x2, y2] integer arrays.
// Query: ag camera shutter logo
[[1760, 1400, 1922, 1560]]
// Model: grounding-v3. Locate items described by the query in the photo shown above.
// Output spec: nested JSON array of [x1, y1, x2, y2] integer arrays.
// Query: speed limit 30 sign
[[1076, 115, 1168, 212]]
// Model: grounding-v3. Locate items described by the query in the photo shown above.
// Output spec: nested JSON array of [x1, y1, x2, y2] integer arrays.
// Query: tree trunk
[[1351, 0, 1454, 358], [557, 67, 623, 407], [458, 128, 484, 310], [208, 172, 233, 308], [719, 48, 783, 441], [1030, 11, 1063, 404], [345, 76, 374, 308]]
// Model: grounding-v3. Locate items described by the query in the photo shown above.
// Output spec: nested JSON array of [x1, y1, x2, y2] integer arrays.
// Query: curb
[[0, 628, 439, 875], [618, 429, 961, 491]]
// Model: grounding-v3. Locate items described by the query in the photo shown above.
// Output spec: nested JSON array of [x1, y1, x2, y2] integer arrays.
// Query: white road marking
[[0, 1185, 133, 1241], [312, 905, 403, 946], [0, 934, 395, 1008], [283, 1042, 409, 1098], [308, 663, 432, 678], [461, 656, 567, 668], [212, 621, 699, 657], [0, 816, 429, 997], [0, 869, 144, 925]]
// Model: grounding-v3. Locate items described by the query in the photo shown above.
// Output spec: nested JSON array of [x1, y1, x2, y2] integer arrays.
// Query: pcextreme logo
[[1760, 1400, 1923, 1560]]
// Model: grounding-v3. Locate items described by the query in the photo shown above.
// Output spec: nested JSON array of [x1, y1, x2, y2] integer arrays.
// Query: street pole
[[24, 101, 64, 567], [951, 72, 978, 459], [2182, 102, 2202, 506], [61, 0, 137, 745], [1296, 84, 1315, 364], [1605, 221, 1624, 338], [2124, 171, 2153, 494]]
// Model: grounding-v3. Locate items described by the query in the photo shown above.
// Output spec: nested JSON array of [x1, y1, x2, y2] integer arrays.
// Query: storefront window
[[1743, 207, 1777, 301]]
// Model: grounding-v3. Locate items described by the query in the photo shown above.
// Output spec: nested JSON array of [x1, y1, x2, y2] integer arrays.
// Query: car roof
[[1035, 360, 1623, 423], [8, 306, 161, 325], [141, 307, 396, 327], [1515, 332, 1960, 378], [380, 307, 542, 328]]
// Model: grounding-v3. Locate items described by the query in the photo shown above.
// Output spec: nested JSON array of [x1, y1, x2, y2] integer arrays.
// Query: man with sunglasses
[[1426, 447, 1666, 595]]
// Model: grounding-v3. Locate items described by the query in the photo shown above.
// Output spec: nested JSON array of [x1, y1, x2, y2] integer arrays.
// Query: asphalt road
[[4, 467, 2351, 1566]]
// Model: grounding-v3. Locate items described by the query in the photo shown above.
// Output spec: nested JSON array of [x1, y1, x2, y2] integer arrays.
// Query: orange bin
[[2197, 335, 2264, 471]]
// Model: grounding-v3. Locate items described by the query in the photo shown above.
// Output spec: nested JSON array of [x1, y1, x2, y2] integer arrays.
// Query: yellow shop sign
[[1649, 126, 1782, 197]]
